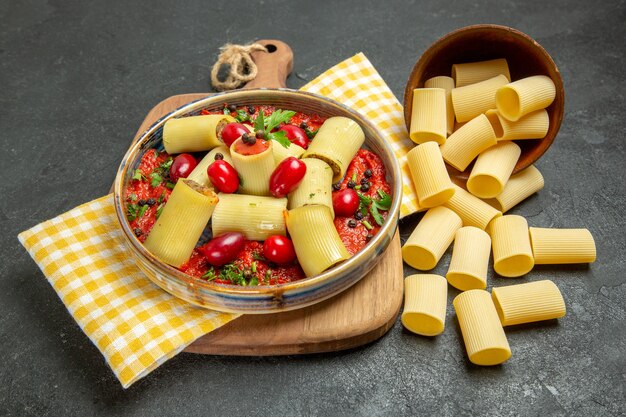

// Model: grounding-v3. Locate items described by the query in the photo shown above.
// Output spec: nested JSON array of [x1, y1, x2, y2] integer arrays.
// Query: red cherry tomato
[[221, 123, 250, 147], [278, 124, 309, 149], [170, 154, 197, 182], [207, 160, 239, 193], [269, 157, 307, 198], [332, 188, 360, 217], [263, 235, 297, 264], [199, 232, 245, 266]]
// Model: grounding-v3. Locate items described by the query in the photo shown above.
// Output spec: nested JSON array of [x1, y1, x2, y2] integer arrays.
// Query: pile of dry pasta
[[400, 58, 596, 366]]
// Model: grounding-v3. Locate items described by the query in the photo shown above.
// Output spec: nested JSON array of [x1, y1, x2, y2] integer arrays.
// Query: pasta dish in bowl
[[113, 89, 401, 313]]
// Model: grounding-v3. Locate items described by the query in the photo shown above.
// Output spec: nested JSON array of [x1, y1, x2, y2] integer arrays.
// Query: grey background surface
[[1, 0, 624, 416]]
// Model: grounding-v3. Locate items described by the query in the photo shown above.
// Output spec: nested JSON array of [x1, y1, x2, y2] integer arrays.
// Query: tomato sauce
[[128, 106, 392, 285], [233, 138, 270, 155]]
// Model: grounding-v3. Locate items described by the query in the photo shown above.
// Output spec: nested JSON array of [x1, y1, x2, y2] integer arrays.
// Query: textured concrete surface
[[1, 0, 624, 415]]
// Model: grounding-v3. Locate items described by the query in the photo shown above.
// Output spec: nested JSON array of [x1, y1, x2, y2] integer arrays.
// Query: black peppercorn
[[347, 180, 357, 189], [354, 211, 364, 220], [138, 199, 146, 206], [247, 106, 255, 114], [255, 129, 265, 139], [227, 104, 237, 112], [348, 219, 357, 228], [360, 178, 369, 185], [146, 198, 156, 206], [332, 183, 341, 191], [360, 183, 370, 192], [214, 153, 224, 160], [133, 228, 143, 237], [364, 169, 373, 178], [242, 133, 251, 144], [365, 234, 373, 242], [243, 270, 252, 280], [300, 121, 308, 129]]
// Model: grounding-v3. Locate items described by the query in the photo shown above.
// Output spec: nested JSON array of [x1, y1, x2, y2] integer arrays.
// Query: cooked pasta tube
[[496, 75, 556, 122], [402, 206, 462, 270], [446, 227, 491, 291], [285, 205, 350, 277], [272, 141, 305, 166], [467, 141, 521, 199], [302, 116, 365, 182], [529, 227, 596, 264], [492, 280, 566, 326], [453, 290, 511, 366], [288, 158, 334, 216], [162, 114, 235, 154], [230, 139, 274, 196], [406, 142, 455, 207], [144, 180, 218, 267], [401, 274, 447, 336], [451, 74, 509, 122], [452, 58, 511, 88], [440, 114, 498, 171], [424, 76, 455, 135], [487, 109, 549, 141], [485, 165, 544, 213], [211, 193, 287, 241], [186, 146, 233, 187], [443, 184, 502, 230], [408, 88, 447, 145], [489, 215, 534, 277]]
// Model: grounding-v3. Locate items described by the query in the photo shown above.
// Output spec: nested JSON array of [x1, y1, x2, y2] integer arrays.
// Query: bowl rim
[[402, 23, 564, 178], [113, 87, 402, 298]]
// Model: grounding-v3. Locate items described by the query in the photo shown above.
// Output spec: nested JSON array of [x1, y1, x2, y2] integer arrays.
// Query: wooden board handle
[[243, 39, 293, 89]]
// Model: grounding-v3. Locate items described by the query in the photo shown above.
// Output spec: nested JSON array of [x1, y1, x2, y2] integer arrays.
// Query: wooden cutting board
[[119, 40, 404, 355]]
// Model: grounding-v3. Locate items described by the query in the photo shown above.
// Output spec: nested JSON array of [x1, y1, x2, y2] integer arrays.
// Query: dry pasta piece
[[489, 215, 534, 277], [162, 114, 235, 154], [451, 74, 509, 122], [408, 88, 447, 145], [529, 227, 596, 264], [443, 184, 502, 230], [302, 116, 365, 182], [186, 145, 233, 187], [401, 274, 447, 336], [484, 165, 544, 213], [144, 180, 218, 267], [467, 141, 521, 199], [452, 58, 511, 88], [424, 76, 455, 135], [273, 141, 305, 166], [285, 205, 350, 277], [492, 280, 566, 326], [406, 142, 455, 208], [496, 75, 556, 122], [402, 206, 462, 270], [440, 114, 498, 171], [288, 158, 335, 217], [446, 227, 491, 291], [212, 193, 287, 241], [230, 139, 274, 196], [454, 290, 511, 365], [486, 109, 549, 141]]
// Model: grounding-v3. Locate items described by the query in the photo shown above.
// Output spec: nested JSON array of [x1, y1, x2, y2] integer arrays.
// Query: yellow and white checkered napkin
[[18, 52, 420, 389]]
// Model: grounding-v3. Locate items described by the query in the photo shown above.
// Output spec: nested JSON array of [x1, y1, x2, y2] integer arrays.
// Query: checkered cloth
[[18, 52, 421, 389]]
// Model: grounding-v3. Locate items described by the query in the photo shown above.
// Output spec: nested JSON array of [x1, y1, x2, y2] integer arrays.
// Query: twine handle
[[210, 43, 268, 91]]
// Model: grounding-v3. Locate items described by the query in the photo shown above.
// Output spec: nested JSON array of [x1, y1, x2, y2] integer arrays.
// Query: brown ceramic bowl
[[403, 24, 564, 181]]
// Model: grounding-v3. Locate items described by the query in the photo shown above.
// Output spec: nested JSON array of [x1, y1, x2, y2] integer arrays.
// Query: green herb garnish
[[132, 169, 145, 181], [253, 109, 295, 149], [150, 172, 163, 188], [126, 203, 139, 221], [251, 261, 257, 273], [249, 277, 259, 286], [223, 107, 231, 115], [165, 182, 175, 189], [265, 109, 295, 132], [202, 268, 217, 281], [129, 193, 137, 202], [156, 203, 164, 219], [252, 252, 267, 262], [137, 204, 149, 219], [235, 109, 250, 122], [357, 190, 392, 226], [309, 193, 316, 198], [304, 127, 318, 140], [362, 220, 373, 230]]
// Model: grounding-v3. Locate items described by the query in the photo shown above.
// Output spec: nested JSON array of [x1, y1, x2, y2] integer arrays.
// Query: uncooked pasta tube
[[446, 227, 491, 291], [144, 180, 218, 267], [302, 116, 365, 182], [486, 109, 549, 141], [452, 58, 511, 88], [288, 158, 334, 217], [451, 74, 509, 122], [187, 146, 233, 187], [443, 184, 502, 230], [440, 114, 498, 171], [467, 141, 521, 199], [212, 193, 287, 241], [529, 227, 596, 264], [491, 280, 566, 326], [496, 75, 556, 122], [163, 114, 235, 154], [406, 142, 455, 208], [484, 165, 544, 213], [453, 290, 511, 366], [402, 206, 462, 270], [424, 76, 455, 135], [401, 274, 447, 336], [489, 215, 534, 277], [285, 205, 350, 277], [409, 88, 447, 145]]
